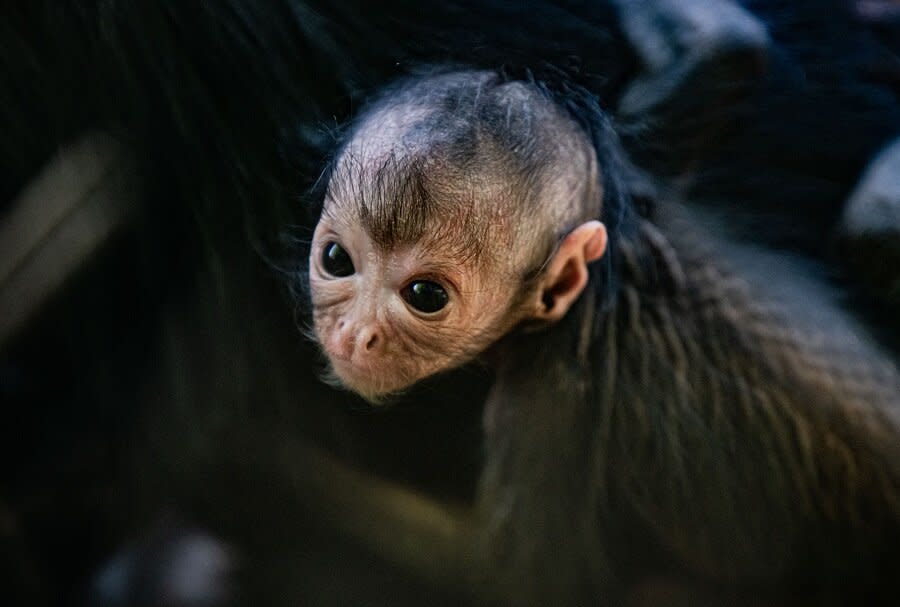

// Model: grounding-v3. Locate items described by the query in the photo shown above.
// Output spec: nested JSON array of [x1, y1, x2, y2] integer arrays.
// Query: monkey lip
[[327, 356, 414, 400], [329, 357, 387, 389]]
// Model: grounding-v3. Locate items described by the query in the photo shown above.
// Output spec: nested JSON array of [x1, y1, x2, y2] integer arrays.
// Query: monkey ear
[[531, 221, 608, 323]]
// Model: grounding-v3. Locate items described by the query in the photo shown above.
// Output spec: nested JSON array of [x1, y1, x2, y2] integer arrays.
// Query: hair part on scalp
[[325, 147, 494, 266]]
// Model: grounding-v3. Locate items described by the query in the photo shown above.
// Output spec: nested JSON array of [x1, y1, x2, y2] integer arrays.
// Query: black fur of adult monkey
[[303, 70, 900, 605]]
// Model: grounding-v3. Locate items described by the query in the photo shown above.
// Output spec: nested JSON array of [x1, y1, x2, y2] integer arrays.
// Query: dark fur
[[472, 84, 900, 604], [3, 2, 900, 606], [484, 200, 900, 605]]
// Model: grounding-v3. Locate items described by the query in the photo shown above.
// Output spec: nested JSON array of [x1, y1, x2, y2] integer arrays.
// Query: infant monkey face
[[308, 214, 516, 402]]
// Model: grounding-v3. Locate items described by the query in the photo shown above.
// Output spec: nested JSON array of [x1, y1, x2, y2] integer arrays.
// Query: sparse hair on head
[[325, 69, 605, 276]]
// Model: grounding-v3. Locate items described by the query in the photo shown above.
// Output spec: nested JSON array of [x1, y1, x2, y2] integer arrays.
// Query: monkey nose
[[329, 321, 384, 363], [355, 325, 382, 357]]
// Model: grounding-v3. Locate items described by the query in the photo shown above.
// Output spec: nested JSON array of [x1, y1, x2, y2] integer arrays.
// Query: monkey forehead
[[327, 110, 524, 263], [320, 183, 518, 274]]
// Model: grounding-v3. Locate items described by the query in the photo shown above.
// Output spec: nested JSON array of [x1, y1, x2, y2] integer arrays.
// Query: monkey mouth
[[325, 358, 412, 403]]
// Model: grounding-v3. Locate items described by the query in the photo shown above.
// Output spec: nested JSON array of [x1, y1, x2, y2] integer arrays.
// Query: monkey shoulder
[[593, 208, 900, 587]]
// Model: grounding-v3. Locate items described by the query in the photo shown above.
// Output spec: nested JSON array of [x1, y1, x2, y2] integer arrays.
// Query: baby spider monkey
[[309, 70, 608, 401]]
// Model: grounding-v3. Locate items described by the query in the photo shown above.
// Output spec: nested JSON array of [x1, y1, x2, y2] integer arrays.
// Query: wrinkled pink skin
[[309, 207, 525, 402]]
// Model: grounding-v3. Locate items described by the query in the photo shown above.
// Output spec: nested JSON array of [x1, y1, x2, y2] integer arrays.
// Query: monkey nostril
[[364, 332, 379, 351]]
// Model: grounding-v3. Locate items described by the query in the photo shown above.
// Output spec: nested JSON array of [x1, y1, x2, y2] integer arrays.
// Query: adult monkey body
[[306, 71, 900, 605]]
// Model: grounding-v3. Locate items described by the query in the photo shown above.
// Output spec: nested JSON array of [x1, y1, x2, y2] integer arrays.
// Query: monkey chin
[[321, 359, 413, 405]]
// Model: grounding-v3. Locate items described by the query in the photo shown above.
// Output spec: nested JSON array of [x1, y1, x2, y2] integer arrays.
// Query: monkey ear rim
[[581, 220, 608, 264], [530, 221, 607, 323]]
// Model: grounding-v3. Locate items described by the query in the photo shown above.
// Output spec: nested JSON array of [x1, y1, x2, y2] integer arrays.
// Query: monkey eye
[[321, 241, 355, 277], [401, 280, 449, 314]]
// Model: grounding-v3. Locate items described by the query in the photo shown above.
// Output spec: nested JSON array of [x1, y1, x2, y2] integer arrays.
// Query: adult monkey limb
[[298, 71, 900, 605]]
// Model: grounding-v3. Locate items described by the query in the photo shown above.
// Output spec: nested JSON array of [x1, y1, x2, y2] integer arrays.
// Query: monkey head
[[308, 71, 607, 401]]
